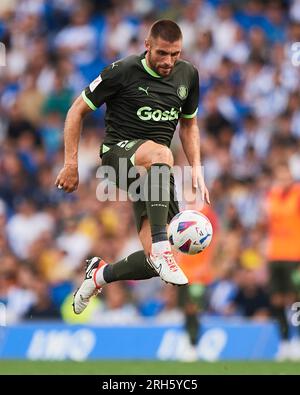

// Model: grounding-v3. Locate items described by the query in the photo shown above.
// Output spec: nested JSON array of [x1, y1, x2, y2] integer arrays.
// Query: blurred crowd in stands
[[1, 0, 300, 358]]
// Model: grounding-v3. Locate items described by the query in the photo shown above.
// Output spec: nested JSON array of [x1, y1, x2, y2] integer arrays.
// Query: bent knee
[[135, 141, 174, 168], [149, 145, 173, 167]]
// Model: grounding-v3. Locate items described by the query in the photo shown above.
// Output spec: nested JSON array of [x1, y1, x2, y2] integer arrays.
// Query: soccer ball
[[168, 210, 213, 255]]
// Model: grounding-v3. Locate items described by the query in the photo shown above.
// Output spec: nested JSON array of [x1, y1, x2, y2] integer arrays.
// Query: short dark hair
[[149, 19, 182, 42]]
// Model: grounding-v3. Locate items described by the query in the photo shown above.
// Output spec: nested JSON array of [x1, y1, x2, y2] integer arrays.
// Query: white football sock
[[94, 264, 108, 287], [151, 240, 171, 255]]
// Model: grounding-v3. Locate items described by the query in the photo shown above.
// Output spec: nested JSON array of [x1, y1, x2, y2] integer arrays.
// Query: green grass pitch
[[0, 360, 299, 375]]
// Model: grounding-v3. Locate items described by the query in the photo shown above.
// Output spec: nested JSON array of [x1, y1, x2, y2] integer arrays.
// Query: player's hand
[[192, 165, 210, 204], [55, 164, 79, 193]]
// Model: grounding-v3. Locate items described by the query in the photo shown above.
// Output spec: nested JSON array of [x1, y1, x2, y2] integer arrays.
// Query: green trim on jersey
[[141, 58, 161, 78], [82, 90, 97, 111], [181, 108, 198, 119]]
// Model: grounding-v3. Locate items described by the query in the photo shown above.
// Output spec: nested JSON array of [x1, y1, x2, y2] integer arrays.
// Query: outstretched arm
[[55, 95, 93, 193], [179, 116, 210, 204]]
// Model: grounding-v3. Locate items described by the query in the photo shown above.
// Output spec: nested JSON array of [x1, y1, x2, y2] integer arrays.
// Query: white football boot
[[148, 250, 188, 285], [73, 257, 106, 314]]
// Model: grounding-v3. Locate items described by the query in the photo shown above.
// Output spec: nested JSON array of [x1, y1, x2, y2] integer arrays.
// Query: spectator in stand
[[228, 266, 270, 320]]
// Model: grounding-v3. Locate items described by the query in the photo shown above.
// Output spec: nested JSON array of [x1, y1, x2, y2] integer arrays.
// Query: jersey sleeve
[[181, 67, 199, 119], [81, 62, 123, 110]]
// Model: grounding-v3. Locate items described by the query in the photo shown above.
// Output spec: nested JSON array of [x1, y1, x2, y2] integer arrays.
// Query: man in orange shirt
[[264, 162, 300, 359]]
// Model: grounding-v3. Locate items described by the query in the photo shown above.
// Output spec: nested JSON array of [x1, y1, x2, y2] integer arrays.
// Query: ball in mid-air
[[168, 210, 213, 255]]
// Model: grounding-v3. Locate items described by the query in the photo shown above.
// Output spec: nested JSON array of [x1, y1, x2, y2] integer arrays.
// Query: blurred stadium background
[[1, 0, 300, 374]]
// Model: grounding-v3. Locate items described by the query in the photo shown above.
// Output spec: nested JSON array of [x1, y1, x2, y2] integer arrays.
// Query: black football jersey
[[82, 52, 199, 148]]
